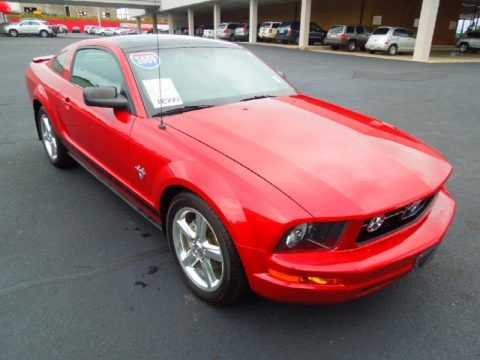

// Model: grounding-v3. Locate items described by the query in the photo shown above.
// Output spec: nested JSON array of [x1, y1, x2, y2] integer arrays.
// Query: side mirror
[[83, 86, 128, 109], [277, 71, 286, 79]]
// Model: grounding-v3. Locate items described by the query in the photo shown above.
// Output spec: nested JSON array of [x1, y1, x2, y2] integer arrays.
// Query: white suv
[[5, 20, 57, 38], [258, 21, 281, 41]]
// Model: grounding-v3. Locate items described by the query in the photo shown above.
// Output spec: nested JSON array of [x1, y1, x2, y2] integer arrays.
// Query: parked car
[[456, 30, 480, 53], [99, 27, 116, 36], [25, 35, 455, 305], [276, 21, 326, 45], [195, 24, 213, 37], [113, 27, 130, 36], [4, 20, 58, 38], [95, 27, 106, 35], [215, 22, 241, 40], [84, 25, 92, 33], [72, 26, 81, 33], [88, 26, 101, 34], [324, 24, 372, 51], [234, 23, 249, 41], [203, 27, 215, 38], [258, 21, 281, 42], [365, 26, 416, 55], [57, 24, 69, 34]]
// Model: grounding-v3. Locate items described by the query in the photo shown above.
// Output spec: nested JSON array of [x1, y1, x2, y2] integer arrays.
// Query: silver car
[[258, 21, 281, 42], [365, 26, 416, 55], [215, 22, 241, 41], [456, 30, 480, 53], [4, 20, 57, 38]]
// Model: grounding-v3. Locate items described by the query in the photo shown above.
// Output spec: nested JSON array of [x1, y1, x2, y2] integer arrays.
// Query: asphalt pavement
[[1, 33, 479, 360]]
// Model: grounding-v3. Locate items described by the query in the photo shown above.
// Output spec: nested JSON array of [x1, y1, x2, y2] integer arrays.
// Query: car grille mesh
[[357, 194, 436, 244]]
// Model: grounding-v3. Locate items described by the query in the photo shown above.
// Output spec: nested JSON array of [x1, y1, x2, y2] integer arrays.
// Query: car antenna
[[154, 0, 166, 130]]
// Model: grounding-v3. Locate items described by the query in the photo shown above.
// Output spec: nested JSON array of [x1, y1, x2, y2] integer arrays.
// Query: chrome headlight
[[277, 222, 348, 252]]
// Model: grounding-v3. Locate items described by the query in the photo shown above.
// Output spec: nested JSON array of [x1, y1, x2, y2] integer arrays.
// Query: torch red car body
[[25, 35, 455, 304]]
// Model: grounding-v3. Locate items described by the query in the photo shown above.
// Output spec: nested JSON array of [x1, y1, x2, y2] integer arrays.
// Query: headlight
[[276, 222, 348, 252]]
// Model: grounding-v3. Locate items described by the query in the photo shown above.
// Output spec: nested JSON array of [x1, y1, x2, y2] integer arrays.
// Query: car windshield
[[128, 46, 296, 117]]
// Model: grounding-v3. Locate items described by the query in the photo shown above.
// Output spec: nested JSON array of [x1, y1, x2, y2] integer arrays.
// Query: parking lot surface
[[1, 34, 479, 360]]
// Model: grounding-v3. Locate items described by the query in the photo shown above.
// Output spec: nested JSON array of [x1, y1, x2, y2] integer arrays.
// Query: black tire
[[458, 43, 468, 53], [388, 44, 398, 56], [166, 192, 248, 305], [9, 29, 18, 37], [228, 34, 234, 41], [37, 106, 75, 168], [368, 50, 376, 54], [331, 45, 339, 50], [40, 30, 48, 38], [347, 40, 357, 52]]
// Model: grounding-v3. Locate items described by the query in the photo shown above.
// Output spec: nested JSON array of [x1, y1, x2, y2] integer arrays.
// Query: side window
[[52, 52, 67, 74], [356, 26, 364, 34], [272, 23, 280, 29], [71, 48, 124, 92], [406, 30, 415, 38], [393, 29, 405, 37], [346, 26, 355, 33]]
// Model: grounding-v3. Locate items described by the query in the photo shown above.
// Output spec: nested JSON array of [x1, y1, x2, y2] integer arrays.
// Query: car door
[[406, 30, 416, 51], [471, 31, 480, 49], [392, 29, 405, 50], [17, 20, 32, 34], [57, 47, 137, 190]]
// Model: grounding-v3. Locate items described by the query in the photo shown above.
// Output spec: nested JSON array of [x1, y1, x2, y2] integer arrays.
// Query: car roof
[[81, 34, 241, 52]]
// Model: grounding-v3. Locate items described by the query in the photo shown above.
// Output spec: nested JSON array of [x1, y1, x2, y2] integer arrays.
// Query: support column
[[249, 0, 258, 43], [136, 16, 141, 34], [168, 13, 174, 34], [213, 2, 221, 39], [298, 0, 312, 48], [188, 8, 194, 36], [152, 12, 158, 34], [413, 0, 440, 62]]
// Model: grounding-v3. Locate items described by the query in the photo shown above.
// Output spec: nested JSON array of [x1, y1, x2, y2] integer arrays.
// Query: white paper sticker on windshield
[[142, 78, 183, 109]]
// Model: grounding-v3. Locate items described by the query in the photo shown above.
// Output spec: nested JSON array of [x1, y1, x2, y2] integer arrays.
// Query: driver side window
[[71, 48, 124, 93]]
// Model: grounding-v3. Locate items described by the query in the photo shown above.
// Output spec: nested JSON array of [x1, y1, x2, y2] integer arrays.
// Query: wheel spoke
[[201, 259, 216, 289], [203, 243, 223, 263], [181, 249, 197, 267], [176, 218, 195, 241], [195, 214, 207, 241]]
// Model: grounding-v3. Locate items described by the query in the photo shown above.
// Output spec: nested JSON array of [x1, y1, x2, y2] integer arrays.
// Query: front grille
[[357, 194, 436, 244]]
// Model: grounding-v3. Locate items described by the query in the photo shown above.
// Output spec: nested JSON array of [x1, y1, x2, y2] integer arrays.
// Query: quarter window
[[71, 48, 124, 92], [52, 52, 67, 74]]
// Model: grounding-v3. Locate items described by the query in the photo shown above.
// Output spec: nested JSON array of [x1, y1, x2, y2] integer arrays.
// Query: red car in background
[[25, 35, 455, 304]]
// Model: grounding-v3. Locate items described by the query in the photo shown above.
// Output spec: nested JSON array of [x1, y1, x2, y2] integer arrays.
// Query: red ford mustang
[[25, 35, 456, 304]]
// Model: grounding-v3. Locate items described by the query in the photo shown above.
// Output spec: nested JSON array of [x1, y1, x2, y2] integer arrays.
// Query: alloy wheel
[[40, 113, 58, 161]]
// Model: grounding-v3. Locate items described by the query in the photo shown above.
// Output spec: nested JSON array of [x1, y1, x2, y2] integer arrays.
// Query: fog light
[[268, 269, 340, 285]]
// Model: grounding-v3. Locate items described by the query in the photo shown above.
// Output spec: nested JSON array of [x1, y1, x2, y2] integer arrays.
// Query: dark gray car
[[324, 24, 372, 51]]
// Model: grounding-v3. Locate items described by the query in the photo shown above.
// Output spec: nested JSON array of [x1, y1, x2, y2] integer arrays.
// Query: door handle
[[63, 97, 71, 110]]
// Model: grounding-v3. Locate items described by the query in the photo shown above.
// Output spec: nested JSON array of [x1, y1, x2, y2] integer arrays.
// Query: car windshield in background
[[330, 26, 344, 33], [373, 27, 389, 35], [127, 46, 296, 117]]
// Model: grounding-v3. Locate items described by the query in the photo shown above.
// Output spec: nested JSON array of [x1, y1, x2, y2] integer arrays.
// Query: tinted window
[[346, 26, 355, 33], [393, 29, 408, 37], [228, 24, 238, 29], [373, 27, 389, 35], [71, 49, 124, 92], [356, 26, 364, 34], [261, 22, 272, 28], [52, 52, 67, 74], [272, 23, 280, 28], [217, 24, 226, 29]]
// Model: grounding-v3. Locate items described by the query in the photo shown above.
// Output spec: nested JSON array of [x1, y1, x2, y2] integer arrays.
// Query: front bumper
[[247, 189, 455, 304]]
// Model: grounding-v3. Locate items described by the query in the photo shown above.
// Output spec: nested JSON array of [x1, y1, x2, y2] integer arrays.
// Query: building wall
[[20, 3, 117, 19]]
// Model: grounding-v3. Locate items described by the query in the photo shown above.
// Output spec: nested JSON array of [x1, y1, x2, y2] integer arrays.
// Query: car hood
[[167, 95, 452, 218]]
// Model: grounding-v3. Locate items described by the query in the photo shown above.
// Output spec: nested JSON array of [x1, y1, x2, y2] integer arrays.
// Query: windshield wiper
[[152, 105, 214, 117], [240, 95, 275, 102]]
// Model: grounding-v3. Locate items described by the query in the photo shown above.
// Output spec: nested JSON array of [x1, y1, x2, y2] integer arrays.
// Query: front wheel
[[9, 29, 18, 37], [38, 107, 74, 168], [166, 192, 248, 304]]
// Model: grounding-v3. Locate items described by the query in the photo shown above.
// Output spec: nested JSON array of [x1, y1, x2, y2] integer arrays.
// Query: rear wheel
[[9, 29, 18, 37], [166, 192, 248, 304], [38, 107, 74, 168], [458, 43, 468, 53], [40, 30, 48, 38], [347, 40, 357, 52], [388, 44, 398, 56]]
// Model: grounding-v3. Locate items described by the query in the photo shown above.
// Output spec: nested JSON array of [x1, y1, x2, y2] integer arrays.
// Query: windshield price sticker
[[142, 78, 183, 109], [130, 52, 160, 70]]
